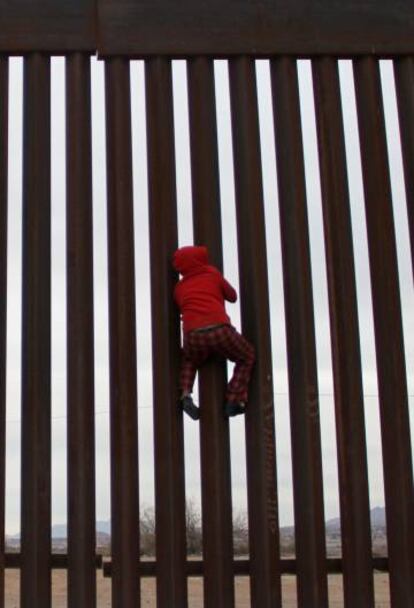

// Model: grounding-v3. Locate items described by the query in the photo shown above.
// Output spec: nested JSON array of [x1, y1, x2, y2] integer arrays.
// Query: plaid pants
[[180, 325, 255, 403]]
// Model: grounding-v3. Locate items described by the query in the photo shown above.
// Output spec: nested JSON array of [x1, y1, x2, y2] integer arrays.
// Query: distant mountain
[[51, 520, 111, 538], [96, 520, 111, 535], [370, 506, 386, 527], [7, 520, 111, 541], [325, 506, 386, 531], [8, 508, 386, 541], [51, 524, 67, 539], [324, 515, 341, 531]]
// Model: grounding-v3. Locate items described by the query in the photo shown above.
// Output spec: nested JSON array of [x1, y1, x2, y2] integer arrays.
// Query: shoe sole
[[181, 402, 200, 420], [224, 405, 246, 418]]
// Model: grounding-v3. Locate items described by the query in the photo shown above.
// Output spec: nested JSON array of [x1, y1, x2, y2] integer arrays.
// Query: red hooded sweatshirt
[[173, 246, 237, 334]]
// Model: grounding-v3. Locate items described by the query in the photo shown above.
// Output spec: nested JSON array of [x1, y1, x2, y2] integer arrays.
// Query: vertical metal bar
[[145, 57, 187, 608], [187, 56, 235, 608], [312, 57, 374, 608], [105, 58, 140, 608], [394, 56, 414, 279], [66, 53, 96, 608], [0, 56, 8, 608], [353, 56, 414, 608], [20, 53, 51, 608], [228, 57, 281, 608], [269, 57, 328, 608]]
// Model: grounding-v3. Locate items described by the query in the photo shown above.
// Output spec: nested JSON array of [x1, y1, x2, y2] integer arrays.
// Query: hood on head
[[173, 246, 209, 275]]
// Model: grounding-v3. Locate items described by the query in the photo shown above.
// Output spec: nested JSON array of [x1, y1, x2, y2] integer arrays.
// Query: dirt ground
[[5, 570, 390, 607]]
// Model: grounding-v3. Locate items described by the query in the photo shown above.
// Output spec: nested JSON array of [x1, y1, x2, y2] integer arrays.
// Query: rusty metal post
[[394, 57, 414, 279], [312, 57, 374, 608], [187, 56, 235, 608], [228, 57, 281, 608], [105, 58, 140, 608], [270, 56, 328, 608], [20, 53, 51, 608], [145, 57, 188, 608], [66, 53, 96, 608], [353, 56, 414, 608], [0, 56, 8, 608]]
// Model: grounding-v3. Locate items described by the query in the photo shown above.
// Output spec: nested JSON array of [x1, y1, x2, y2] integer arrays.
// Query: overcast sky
[[4, 57, 413, 534]]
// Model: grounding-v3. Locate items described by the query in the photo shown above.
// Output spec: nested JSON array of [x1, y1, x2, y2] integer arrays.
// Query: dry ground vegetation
[[5, 502, 391, 606]]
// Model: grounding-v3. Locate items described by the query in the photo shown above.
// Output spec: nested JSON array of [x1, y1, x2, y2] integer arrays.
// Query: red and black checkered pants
[[179, 324, 255, 403]]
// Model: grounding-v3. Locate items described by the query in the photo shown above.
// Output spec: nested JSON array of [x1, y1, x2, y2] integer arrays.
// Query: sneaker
[[224, 401, 246, 418], [180, 395, 200, 420]]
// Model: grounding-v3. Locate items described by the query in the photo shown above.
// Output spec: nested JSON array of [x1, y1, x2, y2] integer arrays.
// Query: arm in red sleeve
[[221, 275, 237, 302], [173, 283, 182, 308]]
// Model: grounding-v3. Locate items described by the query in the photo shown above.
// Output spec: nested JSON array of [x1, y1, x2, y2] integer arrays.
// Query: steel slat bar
[[5, 553, 102, 569], [269, 57, 328, 608], [145, 57, 187, 608], [0, 56, 8, 608], [105, 58, 140, 608], [96, 0, 414, 57], [187, 56, 235, 608], [353, 56, 414, 608], [20, 53, 51, 608], [102, 556, 391, 577], [0, 1, 96, 54], [394, 56, 414, 279], [66, 53, 96, 608], [312, 57, 374, 608], [228, 57, 281, 608]]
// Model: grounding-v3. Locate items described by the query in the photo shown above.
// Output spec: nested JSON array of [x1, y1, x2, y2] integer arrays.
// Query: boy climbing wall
[[173, 245, 255, 420]]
